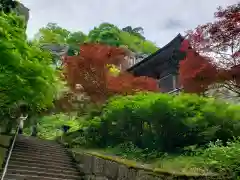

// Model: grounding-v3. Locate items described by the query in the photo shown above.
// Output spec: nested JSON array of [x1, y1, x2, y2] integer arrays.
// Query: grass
[[154, 155, 210, 174], [70, 140, 239, 179]]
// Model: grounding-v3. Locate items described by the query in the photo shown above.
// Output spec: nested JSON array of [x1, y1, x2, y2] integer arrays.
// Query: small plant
[[198, 139, 240, 177], [31, 114, 83, 140]]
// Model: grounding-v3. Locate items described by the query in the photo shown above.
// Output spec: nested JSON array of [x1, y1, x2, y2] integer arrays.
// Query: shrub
[[80, 92, 240, 152], [25, 114, 83, 140], [106, 142, 164, 162], [198, 139, 240, 177]]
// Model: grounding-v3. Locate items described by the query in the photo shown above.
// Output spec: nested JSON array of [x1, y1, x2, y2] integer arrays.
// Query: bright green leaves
[[0, 13, 61, 118], [87, 23, 158, 54], [33, 22, 159, 57], [87, 24, 122, 47]]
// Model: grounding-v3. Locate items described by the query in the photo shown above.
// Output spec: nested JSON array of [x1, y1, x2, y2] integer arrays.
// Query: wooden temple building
[[44, 32, 187, 94], [127, 34, 186, 93]]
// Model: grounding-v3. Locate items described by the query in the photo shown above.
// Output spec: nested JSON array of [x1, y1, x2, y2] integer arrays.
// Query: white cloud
[[20, 0, 238, 47]]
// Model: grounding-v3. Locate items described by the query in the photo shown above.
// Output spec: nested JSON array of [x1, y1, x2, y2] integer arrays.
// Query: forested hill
[[33, 22, 159, 56]]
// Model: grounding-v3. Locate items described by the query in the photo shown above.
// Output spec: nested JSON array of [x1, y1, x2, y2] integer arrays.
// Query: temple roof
[[126, 34, 185, 77], [41, 44, 69, 56]]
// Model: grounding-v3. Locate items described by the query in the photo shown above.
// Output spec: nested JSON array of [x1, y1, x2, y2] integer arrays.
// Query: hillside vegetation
[[34, 22, 159, 55], [36, 93, 240, 178]]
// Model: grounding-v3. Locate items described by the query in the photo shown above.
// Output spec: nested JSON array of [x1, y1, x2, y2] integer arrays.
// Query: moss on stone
[[0, 135, 12, 169], [71, 149, 219, 179]]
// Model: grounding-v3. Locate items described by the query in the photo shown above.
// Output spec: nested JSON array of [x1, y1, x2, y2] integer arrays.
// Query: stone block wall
[[15, 3, 29, 23], [0, 135, 12, 168], [70, 151, 224, 180]]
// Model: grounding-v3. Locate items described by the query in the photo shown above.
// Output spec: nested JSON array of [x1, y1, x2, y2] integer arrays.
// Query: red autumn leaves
[[179, 39, 240, 94], [179, 3, 240, 95], [179, 44, 217, 93], [63, 43, 159, 102], [107, 74, 159, 95], [62, 2, 239, 103]]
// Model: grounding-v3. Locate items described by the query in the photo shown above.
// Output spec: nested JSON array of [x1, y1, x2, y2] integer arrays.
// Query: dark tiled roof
[[127, 34, 184, 72], [41, 44, 69, 56]]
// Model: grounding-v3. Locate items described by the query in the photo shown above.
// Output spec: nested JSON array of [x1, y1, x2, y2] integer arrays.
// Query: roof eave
[[126, 33, 184, 72]]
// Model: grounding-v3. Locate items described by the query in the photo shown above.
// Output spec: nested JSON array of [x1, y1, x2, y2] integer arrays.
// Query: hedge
[[66, 92, 240, 152]]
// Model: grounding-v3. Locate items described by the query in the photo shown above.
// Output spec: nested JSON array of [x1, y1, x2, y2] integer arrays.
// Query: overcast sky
[[20, 0, 238, 47]]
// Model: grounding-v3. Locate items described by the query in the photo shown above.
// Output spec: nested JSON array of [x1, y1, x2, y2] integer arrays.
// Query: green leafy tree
[[0, 13, 61, 128], [34, 23, 87, 57], [87, 23, 122, 46], [34, 22, 158, 58], [0, 0, 18, 13], [67, 31, 87, 55], [34, 23, 70, 44], [122, 26, 145, 40], [88, 23, 158, 54]]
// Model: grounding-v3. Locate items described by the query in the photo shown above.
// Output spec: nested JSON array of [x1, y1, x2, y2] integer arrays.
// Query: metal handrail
[[168, 87, 183, 94], [1, 124, 20, 180]]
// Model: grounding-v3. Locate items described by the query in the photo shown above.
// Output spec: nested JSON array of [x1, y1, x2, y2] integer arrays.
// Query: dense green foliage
[[198, 139, 240, 176], [122, 26, 145, 40], [87, 23, 158, 54], [69, 93, 240, 152], [0, 0, 18, 13], [34, 22, 158, 56], [58, 93, 240, 177], [42, 92, 237, 177], [100, 139, 240, 176], [23, 114, 83, 140], [34, 23, 87, 56], [35, 92, 240, 177], [0, 13, 61, 119]]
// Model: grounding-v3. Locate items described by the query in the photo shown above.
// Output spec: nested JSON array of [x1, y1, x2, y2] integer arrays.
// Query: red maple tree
[[180, 3, 240, 95], [62, 43, 159, 103], [179, 43, 217, 93], [107, 73, 159, 95]]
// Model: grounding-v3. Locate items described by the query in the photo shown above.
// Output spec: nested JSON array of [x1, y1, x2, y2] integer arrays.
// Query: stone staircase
[[3, 135, 83, 180]]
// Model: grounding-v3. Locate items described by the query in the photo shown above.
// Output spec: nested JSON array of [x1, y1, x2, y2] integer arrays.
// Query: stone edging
[[56, 138, 229, 180], [69, 150, 225, 180]]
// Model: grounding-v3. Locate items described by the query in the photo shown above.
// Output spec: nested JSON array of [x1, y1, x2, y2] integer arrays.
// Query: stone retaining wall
[[70, 151, 224, 180], [0, 135, 12, 168]]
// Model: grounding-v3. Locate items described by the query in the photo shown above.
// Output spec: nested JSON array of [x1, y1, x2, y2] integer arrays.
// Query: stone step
[[6, 136, 82, 180], [7, 168, 81, 179], [12, 146, 68, 156], [11, 151, 72, 161], [11, 151, 70, 160], [13, 145, 67, 154], [8, 164, 82, 176], [15, 140, 60, 147], [15, 142, 62, 150], [15, 141, 63, 149], [10, 153, 72, 163], [16, 136, 61, 144], [9, 156, 76, 167], [8, 160, 77, 172], [17, 135, 57, 143], [6, 169, 81, 179], [5, 173, 83, 180]]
